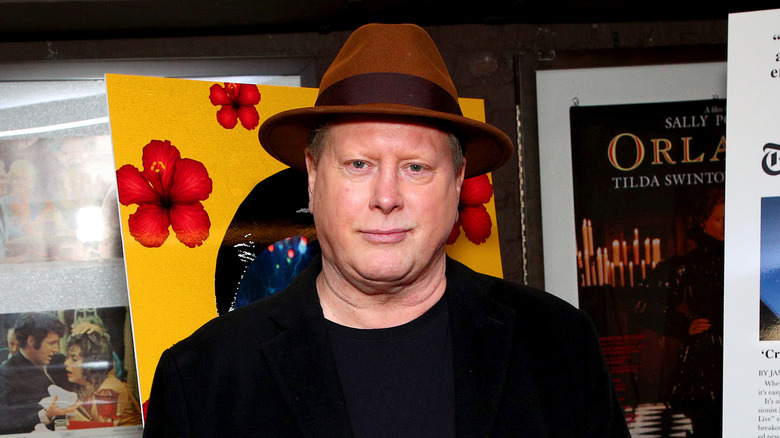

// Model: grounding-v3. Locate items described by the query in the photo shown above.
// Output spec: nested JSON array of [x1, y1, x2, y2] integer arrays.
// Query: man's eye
[[350, 160, 367, 169], [408, 163, 425, 172]]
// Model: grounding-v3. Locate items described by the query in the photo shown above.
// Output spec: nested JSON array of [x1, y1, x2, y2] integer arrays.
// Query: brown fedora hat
[[257, 23, 513, 178]]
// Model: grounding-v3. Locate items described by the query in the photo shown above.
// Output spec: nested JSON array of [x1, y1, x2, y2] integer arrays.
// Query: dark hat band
[[315, 72, 463, 116]]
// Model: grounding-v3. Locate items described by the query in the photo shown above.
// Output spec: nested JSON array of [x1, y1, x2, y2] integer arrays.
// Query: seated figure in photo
[[64, 331, 142, 426]]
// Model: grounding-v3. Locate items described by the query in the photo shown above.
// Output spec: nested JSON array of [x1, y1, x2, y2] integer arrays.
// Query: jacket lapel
[[446, 258, 547, 437], [261, 257, 353, 438]]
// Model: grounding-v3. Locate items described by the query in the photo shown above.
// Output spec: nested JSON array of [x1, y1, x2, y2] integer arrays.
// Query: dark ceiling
[[1, 0, 775, 42]]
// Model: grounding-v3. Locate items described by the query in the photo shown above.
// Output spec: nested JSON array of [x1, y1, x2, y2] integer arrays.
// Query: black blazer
[[143, 257, 629, 437], [0, 351, 73, 434]]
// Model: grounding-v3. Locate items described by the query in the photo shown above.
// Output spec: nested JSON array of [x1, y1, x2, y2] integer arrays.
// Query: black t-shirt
[[327, 296, 455, 438]]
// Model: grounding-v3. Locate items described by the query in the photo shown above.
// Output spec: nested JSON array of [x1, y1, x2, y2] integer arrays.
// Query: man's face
[[6, 330, 19, 356], [24, 331, 60, 366], [306, 117, 464, 288]]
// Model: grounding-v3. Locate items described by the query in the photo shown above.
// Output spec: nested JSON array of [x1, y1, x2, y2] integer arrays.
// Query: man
[[4, 328, 19, 361], [143, 23, 629, 437], [0, 312, 78, 434]]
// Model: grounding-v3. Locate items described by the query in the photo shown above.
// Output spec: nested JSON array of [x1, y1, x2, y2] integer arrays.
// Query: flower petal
[[169, 158, 213, 204], [237, 84, 261, 106], [224, 83, 239, 102], [460, 174, 493, 206], [128, 204, 170, 247], [170, 202, 210, 248], [460, 204, 492, 245], [116, 164, 159, 206], [208, 84, 232, 106], [238, 106, 260, 130], [446, 220, 461, 245], [141, 140, 180, 195], [216, 106, 239, 129]]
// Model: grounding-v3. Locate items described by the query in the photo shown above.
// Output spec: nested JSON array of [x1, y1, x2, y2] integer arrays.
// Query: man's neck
[[316, 259, 448, 329], [19, 349, 44, 369]]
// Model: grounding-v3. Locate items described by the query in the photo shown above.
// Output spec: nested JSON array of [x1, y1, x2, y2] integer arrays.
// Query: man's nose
[[371, 167, 404, 214]]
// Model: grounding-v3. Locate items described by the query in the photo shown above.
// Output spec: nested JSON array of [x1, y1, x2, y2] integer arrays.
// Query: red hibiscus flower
[[209, 83, 261, 130], [447, 174, 493, 245], [116, 140, 213, 248]]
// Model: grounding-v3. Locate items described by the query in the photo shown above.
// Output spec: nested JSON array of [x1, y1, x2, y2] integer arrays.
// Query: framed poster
[[570, 99, 725, 435], [532, 48, 728, 437], [536, 60, 727, 305]]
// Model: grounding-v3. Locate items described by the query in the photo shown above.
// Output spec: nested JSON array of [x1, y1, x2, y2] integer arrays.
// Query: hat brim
[[258, 103, 513, 178]]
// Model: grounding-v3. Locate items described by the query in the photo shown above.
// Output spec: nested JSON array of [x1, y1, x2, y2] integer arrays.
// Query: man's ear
[[455, 158, 467, 198], [26, 335, 34, 350], [304, 149, 317, 214]]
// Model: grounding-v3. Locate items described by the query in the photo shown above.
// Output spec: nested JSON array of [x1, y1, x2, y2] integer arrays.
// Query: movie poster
[[105, 74, 506, 415], [569, 99, 726, 436]]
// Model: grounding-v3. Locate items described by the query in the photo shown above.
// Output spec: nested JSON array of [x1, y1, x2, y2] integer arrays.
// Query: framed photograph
[[0, 307, 141, 435]]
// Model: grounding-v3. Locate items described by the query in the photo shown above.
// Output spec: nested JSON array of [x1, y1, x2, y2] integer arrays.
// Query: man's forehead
[[324, 114, 453, 135]]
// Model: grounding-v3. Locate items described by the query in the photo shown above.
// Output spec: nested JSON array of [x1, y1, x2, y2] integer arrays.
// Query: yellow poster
[[105, 74, 504, 408]]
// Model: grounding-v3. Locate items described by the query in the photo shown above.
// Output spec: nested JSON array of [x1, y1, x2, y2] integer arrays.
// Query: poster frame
[[516, 45, 727, 301]]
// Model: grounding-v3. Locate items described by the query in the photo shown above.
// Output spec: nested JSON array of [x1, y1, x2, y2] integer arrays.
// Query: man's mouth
[[361, 229, 410, 243]]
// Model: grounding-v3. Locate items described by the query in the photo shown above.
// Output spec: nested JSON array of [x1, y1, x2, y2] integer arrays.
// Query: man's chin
[[353, 261, 432, 287], [325, 247, 445, 289]]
